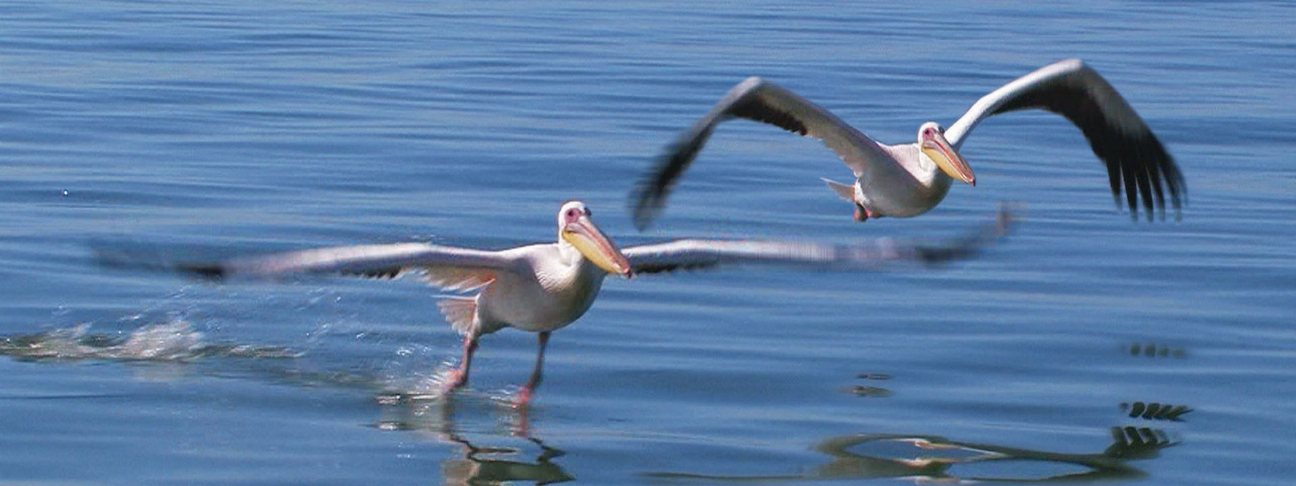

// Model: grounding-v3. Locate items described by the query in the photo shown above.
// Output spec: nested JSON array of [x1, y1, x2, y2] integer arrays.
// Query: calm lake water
[[2, 1, 1294, 484]]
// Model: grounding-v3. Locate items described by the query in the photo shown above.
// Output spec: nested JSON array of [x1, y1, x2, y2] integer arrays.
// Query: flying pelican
[[630, 59, 1185, 229], [103, 201, 1014, 407]]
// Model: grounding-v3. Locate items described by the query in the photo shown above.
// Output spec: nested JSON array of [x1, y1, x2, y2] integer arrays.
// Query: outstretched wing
[[942, 59, 1185, 221], [623, 205, 1017, 274], [630, 77, 894, 230], [98, 242, 527, 292]]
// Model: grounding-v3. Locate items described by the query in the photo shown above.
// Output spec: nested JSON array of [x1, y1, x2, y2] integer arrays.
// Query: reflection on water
[[847, 385, 893, 398], [6, 322, 578, 486], [440, 433, 574, 486], [375, 392, 574, 485], [1, 322, 1196, 485], [652, 362, 1189, 484], [644, 356, 1195, 483], [1121, 401, 1192, 421], [846, 372, 894, 398], [647, 426, 1177, 484], [1125, 343, 1189, 359]]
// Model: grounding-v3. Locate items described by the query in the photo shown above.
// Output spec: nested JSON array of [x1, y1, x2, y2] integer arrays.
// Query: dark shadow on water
[[646, 426, 1177, 484]]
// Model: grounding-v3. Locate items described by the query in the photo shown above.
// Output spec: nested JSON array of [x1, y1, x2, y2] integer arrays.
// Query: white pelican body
[[631, 59, 1185, 228], [849, 143, 956, 219], [469, 243, 605, 335], [156, 201, 1014, 406]]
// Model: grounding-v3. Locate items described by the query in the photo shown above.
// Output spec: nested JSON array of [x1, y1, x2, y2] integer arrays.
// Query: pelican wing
[[942, 59, 1185, 221], [630, 77, 893, 230], [623, 205, 1016, 274], [172, 242, 526, 291]]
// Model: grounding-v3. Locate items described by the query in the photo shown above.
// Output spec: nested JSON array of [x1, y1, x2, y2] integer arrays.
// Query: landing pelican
[[115, 201, 1014, 407], [630, 59, 1185, 229]]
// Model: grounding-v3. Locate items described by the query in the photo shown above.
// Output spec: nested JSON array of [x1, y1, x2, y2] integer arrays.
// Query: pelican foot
[[440, 369, 469, 395], [512, 387, 534, 409]]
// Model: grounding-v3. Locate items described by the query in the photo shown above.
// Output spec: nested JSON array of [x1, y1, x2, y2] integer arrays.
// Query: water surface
[[2, 1, 1294, 484]]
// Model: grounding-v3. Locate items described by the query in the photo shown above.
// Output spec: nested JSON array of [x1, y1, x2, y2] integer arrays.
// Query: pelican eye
[[566, 208, 581, 219], [584, 207, 592, 216]]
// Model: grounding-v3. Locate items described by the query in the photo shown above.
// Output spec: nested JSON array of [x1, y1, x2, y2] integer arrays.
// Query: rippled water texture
[[2, 1, 1294, 485]]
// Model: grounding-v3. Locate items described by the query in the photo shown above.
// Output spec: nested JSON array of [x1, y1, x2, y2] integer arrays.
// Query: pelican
[[107, 201, 1013, 406], [630, 59, 1185, 229]]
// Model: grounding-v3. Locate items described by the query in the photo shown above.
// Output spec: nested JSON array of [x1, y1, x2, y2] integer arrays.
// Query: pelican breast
[[859, 145, 954, 218], [476, 244, 607, 333]]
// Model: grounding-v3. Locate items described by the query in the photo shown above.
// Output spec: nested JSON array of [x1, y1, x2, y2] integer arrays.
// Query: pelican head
[[918, 122, 975, 186], [558, 201, 633, 277]]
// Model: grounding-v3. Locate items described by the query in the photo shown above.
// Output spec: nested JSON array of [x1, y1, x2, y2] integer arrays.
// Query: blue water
[[2, 1, 1294, 484]]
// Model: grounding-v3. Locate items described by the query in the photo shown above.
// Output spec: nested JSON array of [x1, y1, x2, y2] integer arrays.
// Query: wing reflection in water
[[1125, 343, 1188, 359], [846, 372, 894, 398], [375, 392, 575, 485], [646, 426, 1177, 484]]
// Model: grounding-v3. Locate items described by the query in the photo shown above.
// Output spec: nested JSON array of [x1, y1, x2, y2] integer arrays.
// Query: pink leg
[[514, 331, 551, 408], [443, 334, 478, 393]]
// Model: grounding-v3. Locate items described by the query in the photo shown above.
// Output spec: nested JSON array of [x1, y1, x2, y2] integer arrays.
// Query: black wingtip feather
[[344, 267, 405, 279], [630, 125, 719, 231], [914, 202, 1019, 265], [728, 97, 808, 136], [991, 79, 1185, 222], [630, 79, 816, 232], [94, 246, 231, 281], [631, 262, 718, 275], [184, 264, 230, 280]]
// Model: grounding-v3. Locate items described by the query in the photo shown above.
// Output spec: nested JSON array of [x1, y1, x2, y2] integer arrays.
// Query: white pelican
[[111, 201, 1014, 407], [630, 59, 1185, 229]]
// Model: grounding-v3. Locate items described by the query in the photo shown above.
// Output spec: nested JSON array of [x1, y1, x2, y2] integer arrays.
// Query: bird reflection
[[846, 372, 894, 398], [646, 426, 1176, 483], [440, 433, 573, 486], [1126, 343, 1188, 359], [374, 392, 574, 485], [1121, 401, 1192, 421]]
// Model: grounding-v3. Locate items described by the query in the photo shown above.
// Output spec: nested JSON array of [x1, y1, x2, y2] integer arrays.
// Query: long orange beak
[[562, 215, 633, 277], [923, 133, 976, 186]]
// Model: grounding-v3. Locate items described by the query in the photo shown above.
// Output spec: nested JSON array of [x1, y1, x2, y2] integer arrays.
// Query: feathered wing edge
[[436, 297, 480, 336], [944, 59, 1185, 221], [93, 241, 519, 337], [623, 204, 1018, 275], [97, 241, 521, 288], [630, 77, 891, 230]]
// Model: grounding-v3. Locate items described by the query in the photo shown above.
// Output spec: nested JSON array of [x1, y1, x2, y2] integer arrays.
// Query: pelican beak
[[562, 215, 634, 277], [923, 132, 976, 186]]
